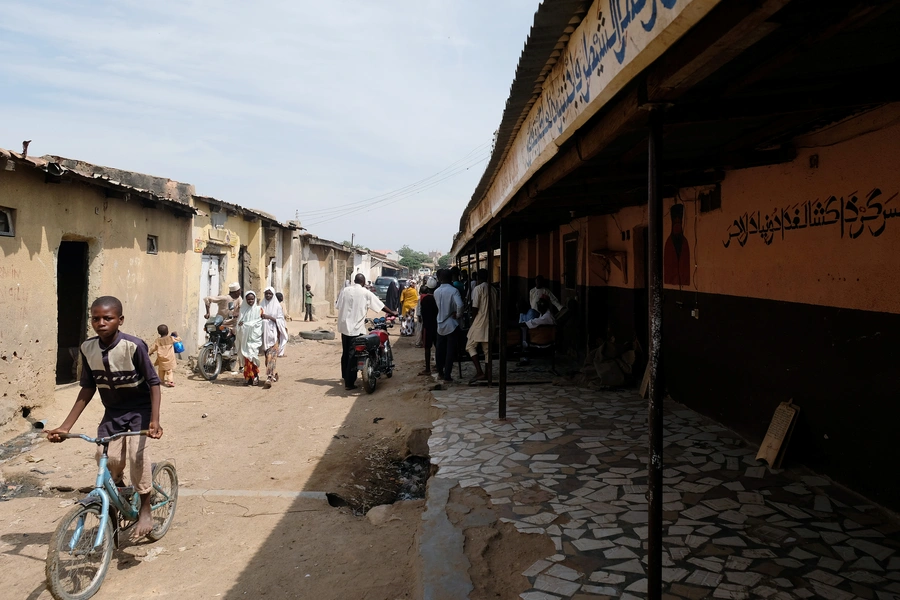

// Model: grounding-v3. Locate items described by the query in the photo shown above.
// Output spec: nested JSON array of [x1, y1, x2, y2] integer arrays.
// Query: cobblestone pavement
[[428, 385, 900, 600]]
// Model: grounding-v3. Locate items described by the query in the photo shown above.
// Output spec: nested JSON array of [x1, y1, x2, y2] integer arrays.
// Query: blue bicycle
[[45, 430, 178, 600]]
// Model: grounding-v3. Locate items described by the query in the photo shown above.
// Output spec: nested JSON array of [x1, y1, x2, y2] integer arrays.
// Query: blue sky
[[0, 0, 539, 254]]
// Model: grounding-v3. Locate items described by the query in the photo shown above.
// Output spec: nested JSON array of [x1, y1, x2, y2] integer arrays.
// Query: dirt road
[[0, 316, 438, 599]]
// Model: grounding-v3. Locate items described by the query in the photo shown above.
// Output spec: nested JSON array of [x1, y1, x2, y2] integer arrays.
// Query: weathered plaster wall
[[304, 245, 334, 319], [187, 200, 264, 353], [0, 167, 192, 425], [304, 244, 353, 319]]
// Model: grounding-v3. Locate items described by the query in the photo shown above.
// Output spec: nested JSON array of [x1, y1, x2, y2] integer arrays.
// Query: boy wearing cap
[[204, 282, 243, 327]]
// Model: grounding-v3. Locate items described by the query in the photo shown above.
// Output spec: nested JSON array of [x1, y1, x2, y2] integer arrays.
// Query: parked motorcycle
[[198, 315, 237, 380], [354, 317, 395, 393]]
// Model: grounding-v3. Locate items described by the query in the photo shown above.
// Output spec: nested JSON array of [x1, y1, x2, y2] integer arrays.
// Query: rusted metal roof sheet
[[1, 147, 197, 215], [192, 194, 298, 228], [457, 0, 589, 241]]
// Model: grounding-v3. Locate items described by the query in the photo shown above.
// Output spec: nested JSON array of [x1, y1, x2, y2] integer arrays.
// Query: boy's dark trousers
[[434, 328, 459, 381], [305, 303, 313, 321]]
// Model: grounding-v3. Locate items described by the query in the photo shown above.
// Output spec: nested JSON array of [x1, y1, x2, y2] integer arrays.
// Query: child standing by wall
[[148, 324, 179, 387], [304, 284, 315, 321], [46, 296, 163, 539]]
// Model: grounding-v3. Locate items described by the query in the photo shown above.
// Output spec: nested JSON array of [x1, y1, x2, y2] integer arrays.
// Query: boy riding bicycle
[[46, 296, 163, 539]]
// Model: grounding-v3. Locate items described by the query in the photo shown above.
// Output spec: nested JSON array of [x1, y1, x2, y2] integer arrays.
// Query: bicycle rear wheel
[[146, 461, 178, 541], [46, 504, 114, 600]]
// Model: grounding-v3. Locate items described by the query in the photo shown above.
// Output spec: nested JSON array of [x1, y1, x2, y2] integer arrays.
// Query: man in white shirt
[[519, 298, 555, 365], [529, 275, 563, 312], [466, 269, 498, 384], [433, 269, 464, 382], [336, 273, 397, 390]]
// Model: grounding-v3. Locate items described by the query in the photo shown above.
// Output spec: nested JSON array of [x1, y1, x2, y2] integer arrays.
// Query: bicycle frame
[[60, 430, 172, 553]]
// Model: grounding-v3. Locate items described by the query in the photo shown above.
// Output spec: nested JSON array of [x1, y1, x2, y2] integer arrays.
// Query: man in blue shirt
[[433, 269, 463, 382]]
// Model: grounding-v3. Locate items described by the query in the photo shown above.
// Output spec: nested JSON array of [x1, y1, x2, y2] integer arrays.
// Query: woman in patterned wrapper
[[664, 203, 691, 287]]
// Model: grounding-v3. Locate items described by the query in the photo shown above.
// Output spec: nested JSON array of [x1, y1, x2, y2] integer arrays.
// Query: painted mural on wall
[[723, 188, 899, 248], [664, 203, 690, 286]]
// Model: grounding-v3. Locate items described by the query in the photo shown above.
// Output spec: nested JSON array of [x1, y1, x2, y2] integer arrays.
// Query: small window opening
[[0, 206, 15, 237]]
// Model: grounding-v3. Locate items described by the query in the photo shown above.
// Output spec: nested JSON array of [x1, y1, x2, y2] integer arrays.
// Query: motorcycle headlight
[[205, 323, 217, 332]]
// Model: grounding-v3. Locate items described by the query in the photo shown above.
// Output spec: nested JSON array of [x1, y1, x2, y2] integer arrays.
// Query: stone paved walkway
[[427, 385, 900, 600]]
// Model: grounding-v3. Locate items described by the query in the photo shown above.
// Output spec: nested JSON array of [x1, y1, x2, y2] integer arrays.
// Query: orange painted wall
[[593, 110, 900, 314]]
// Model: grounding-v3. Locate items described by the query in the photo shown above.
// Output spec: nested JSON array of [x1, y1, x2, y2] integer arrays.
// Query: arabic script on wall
[[723, 189, 899, 248], [525, 0, 679, 167]]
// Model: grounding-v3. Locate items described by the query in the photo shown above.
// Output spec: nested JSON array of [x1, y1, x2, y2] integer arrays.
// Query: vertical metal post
[[487, 235, 494, 387], [498, 225, 508, 418], [647, 107, 665, 600]]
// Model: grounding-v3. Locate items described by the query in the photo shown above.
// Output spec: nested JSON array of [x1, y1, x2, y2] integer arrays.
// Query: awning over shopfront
[[452, 0, 900, 254]]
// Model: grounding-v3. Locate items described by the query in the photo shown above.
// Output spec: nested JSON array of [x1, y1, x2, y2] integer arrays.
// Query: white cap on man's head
[[426, 276, 438, 289], [228, 282, 241, 292]]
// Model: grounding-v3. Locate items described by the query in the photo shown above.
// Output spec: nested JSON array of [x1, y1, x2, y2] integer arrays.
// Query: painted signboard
[[463, 0, 720, 245]]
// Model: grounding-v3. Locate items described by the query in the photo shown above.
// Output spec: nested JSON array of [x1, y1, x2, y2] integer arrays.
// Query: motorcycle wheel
[[385, 344, 394, 378], [361, 357, 377, 394], [198, 346, 222, 381]]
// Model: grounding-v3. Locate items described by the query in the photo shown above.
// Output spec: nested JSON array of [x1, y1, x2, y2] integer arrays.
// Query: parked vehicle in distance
[[373, 276, 398, 301]]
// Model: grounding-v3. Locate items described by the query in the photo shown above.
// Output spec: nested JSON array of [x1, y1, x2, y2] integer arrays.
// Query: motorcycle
[[197, 315, 237, 380], [354, 317, 395, 393]]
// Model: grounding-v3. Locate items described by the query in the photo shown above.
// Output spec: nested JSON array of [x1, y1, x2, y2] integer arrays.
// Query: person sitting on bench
[[529, 275, 563, 312], [519, 297, 555, 365], [517, 297, 538, 324]]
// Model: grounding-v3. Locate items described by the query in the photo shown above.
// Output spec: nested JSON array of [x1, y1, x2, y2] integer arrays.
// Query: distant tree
[[437, 254, 452, 269], [398, 245, 429, 271], [341, 240, 369, 251]]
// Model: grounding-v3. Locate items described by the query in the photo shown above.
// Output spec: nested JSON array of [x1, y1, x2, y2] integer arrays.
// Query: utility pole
[[351, 233, 355, 248]]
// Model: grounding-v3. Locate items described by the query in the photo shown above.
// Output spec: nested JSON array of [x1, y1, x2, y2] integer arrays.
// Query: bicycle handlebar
[[52, 430, 148, 444]]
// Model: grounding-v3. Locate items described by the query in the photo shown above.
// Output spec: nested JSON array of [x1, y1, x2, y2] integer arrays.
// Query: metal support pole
[[498, 225, 508, 419], [647, 107, 665, 600], [487, 235, 494, 387]]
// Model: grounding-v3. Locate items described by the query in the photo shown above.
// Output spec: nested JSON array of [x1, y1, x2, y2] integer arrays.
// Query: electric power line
[[296, 141, 492, 218], [303, 155, 488, 227]]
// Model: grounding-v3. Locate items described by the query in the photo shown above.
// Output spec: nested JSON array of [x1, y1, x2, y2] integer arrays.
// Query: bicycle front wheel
[[46, 504, 114, 600], [146, 461, 178, 541]]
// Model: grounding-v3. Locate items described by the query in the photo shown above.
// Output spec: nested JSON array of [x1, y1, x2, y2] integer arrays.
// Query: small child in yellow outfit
[[148, 324, 180, 387]]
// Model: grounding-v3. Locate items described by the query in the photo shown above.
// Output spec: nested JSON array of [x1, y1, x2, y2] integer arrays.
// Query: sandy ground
[[0, 315, 439, 599]]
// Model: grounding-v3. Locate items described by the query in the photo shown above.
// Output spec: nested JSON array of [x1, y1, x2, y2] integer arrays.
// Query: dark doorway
[[56, 241, 89, 384], [239, 245, 251, 292]]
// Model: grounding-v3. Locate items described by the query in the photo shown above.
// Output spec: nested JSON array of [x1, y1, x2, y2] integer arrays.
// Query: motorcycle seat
[[355, 334, 381, 351]]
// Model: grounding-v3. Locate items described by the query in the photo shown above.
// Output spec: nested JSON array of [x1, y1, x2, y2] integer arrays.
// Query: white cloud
[[0, 0, 539, 251]]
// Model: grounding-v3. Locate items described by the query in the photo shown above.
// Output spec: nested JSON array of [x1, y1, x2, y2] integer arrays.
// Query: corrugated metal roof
[[192, 194, 298, 228], [1, 147, 196, 215], [457, 0, 589, 239]]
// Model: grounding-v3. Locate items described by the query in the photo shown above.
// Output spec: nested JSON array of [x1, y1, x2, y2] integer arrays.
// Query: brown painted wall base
[[509, 277, 900, 510], [659, 290, 900, 511]]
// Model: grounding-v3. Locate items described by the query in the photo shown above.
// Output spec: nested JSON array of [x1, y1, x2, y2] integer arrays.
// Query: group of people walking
[[204, 282, 288, 388], [204, 269, 562, 391]]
